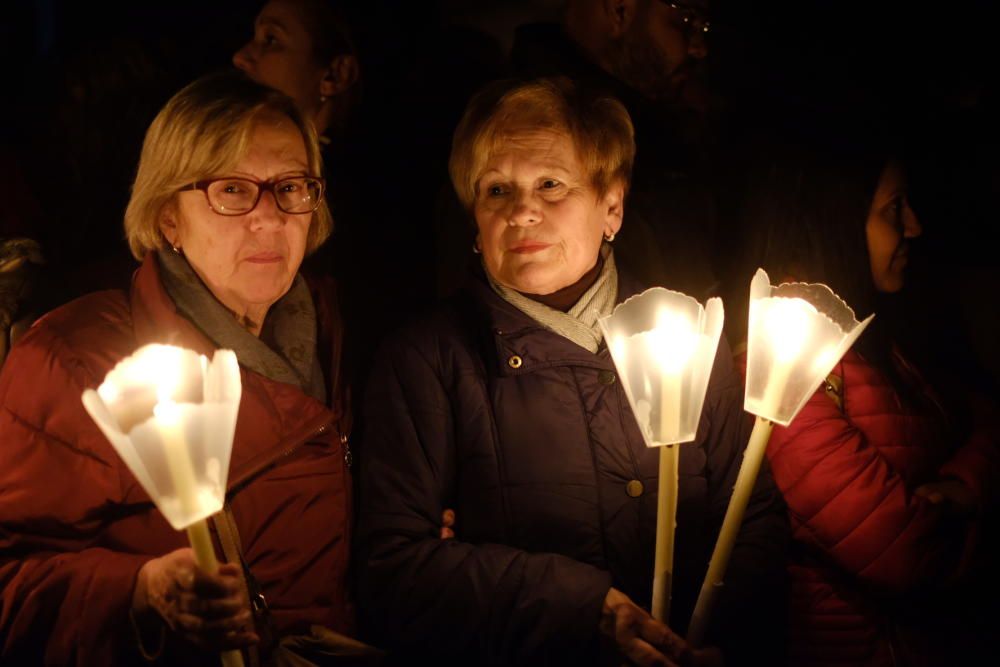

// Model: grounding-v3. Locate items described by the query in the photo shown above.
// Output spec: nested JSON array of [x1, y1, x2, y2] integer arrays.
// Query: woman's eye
[[487, 185, 506, 197], [888, 195, 906, 225], [540, 179, 561, 190], [261, 32, 278, 48], [222, 183, 245, 194]]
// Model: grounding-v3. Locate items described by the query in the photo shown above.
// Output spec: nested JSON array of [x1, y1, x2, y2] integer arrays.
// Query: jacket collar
[[123, 252, 334, 500], [130, 252, 217, 357], [464, 266, 646, 377]]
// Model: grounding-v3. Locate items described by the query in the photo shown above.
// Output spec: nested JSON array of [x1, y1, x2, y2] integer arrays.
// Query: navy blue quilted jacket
[[356, 271, 788, 665]]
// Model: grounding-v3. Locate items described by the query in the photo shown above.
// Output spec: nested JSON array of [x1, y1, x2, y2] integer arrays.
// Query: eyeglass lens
[[208, 178, 322, 215]]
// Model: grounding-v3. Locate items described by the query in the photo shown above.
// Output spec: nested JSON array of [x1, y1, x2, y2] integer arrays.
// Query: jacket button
[[508, 355, 523, 369], [626, 480, 644, 497], [598, 370, 616, 385]]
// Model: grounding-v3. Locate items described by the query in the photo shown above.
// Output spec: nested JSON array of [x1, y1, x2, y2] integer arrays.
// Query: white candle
[[154, 401, 220, 572], [687, 415, 774, 646], [660, 371, 681, 444], [756, 298, 811, 418], [652, 443, 679, 622], [650, 318, 688, 623], [154, 401, 200, 519], [760, 360, 792, 418]]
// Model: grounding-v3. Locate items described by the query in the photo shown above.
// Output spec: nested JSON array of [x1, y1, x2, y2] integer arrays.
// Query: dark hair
[[736, 131, 921, 401], [295, 0, 357, 66], [741, 140, 886, 319]]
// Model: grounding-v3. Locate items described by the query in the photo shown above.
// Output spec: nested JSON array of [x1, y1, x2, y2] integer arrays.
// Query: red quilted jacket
[[758, 348, 998, 666], [0, 253, 354, 665]]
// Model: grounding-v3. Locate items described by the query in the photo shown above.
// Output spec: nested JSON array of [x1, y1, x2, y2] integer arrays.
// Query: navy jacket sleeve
[[355, 329, 612, 664]]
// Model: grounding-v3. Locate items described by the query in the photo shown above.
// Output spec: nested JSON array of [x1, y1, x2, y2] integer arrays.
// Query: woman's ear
[[159, 202, 181, 249], [603, 181, 625, 237], [319, 54, 359, 98]]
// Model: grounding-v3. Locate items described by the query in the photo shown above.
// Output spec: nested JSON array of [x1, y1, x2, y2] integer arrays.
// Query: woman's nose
[[248, 190, 285, 230], [232, 43, 255, 73], [903, 204, 923, 239], [507, 192, 542, 226]]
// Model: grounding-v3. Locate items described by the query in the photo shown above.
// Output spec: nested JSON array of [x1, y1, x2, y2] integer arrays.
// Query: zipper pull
[[341, 434, 353, 469]]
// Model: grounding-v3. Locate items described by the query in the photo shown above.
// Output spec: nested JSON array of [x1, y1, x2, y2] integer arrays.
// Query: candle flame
[[651, 309, 699, 375], [763, 298, 817, 363], [153, 399, 181, 425]]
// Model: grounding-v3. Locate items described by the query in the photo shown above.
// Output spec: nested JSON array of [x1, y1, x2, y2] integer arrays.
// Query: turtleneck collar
[[518, 251, 605, 312]]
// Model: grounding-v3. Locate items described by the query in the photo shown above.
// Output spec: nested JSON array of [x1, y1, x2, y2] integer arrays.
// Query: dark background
[[1, 0, 997, 391]]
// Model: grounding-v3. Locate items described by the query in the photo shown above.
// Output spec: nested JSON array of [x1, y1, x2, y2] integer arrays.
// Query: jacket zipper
[[341, 433, 352, 469], [228, 419, 334, 494]]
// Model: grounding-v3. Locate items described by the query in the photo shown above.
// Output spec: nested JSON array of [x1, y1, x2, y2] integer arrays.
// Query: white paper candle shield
[[600, 287, 724, 446], [744, 269, 873, 425], [81, 344, 241, 530]]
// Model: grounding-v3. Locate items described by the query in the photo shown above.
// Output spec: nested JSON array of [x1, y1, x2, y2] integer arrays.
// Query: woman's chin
[[497, 262, 575, 296], [501, 268, 564, 295], [228, 282, 290, 311]]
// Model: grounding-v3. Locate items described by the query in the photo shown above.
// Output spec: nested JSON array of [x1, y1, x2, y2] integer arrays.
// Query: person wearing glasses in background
[[503, 0, 721, 302], [0, 71, 376, 665]]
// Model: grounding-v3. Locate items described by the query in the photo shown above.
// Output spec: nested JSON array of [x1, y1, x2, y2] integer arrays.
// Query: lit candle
[[648, 309, 697, 623], [687, 415, 773, 645], [154, 400, 219, 572], [81, 343, 245, 667], [757, 298, 812, 417], [687, 270, 872, 646], [602, 291, 723, 626], [651, 443, 679, 622]]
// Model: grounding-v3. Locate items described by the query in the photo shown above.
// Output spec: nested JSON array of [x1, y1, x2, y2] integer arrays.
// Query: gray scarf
[[157, 249, 326, 403], [487, 245, 618, 353]]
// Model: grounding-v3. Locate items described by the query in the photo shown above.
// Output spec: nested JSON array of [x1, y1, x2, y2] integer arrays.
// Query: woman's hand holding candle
[[600, 587, 690, 666], [598, 588, 727, 666], [132, 547, 259, 652]]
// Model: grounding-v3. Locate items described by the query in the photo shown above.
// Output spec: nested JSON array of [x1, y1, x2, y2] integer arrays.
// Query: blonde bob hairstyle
[[125, 70, 332, 260], [449, 77, 635, 212]]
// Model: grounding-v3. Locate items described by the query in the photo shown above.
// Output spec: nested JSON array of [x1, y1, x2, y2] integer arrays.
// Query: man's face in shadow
[[610, 0, 710, 111]]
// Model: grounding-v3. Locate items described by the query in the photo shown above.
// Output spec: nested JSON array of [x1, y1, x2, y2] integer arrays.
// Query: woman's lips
[[509, 243, 550, 255], [244, 252, 283, 263]]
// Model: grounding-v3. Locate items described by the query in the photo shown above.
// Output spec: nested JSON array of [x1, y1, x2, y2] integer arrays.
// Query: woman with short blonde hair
[[125, 73, 332, 261], [358, 76, 788, 666], [448, 76, 635, 213]]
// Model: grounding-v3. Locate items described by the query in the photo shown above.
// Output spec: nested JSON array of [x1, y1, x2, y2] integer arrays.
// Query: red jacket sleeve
[[0, 325, 152, 665], [765, 383, 967, 596], [938, 392, 1000, 511]]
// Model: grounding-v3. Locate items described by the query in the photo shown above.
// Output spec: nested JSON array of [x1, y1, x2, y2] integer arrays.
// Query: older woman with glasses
[[0, 71, 363, 665], [356, 77, 788, 667]]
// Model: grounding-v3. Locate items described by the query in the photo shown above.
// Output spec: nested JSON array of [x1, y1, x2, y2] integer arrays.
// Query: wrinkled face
[[473, 130, 623, 295], [233, 0, 326, 115], [866, 161, 922, 293], [614, 0, 709, 107], [162, 118, 313, 317]]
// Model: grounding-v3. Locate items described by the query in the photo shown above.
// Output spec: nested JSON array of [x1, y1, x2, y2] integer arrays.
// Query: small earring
[[604, 231, 616, 242], [472, 241, 481, 254], [319, 94, 328, 104], [171, 244, 182, 254]]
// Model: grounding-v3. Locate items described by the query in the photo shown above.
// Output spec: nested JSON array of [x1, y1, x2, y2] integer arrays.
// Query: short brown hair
[[124, 70, 332, 260], [448, 77, 635, 211]]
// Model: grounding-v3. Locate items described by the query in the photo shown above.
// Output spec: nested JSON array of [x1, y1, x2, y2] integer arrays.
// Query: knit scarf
[[157, 249, 326, 403], [487, 245, 618, 353]]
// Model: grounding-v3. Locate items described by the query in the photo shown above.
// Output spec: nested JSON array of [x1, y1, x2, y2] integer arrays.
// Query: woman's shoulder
[[4, 289, 135, 389], [375, 291, 490, 373], [0, 290, 136, 462], [386, 298, 480, 348]]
